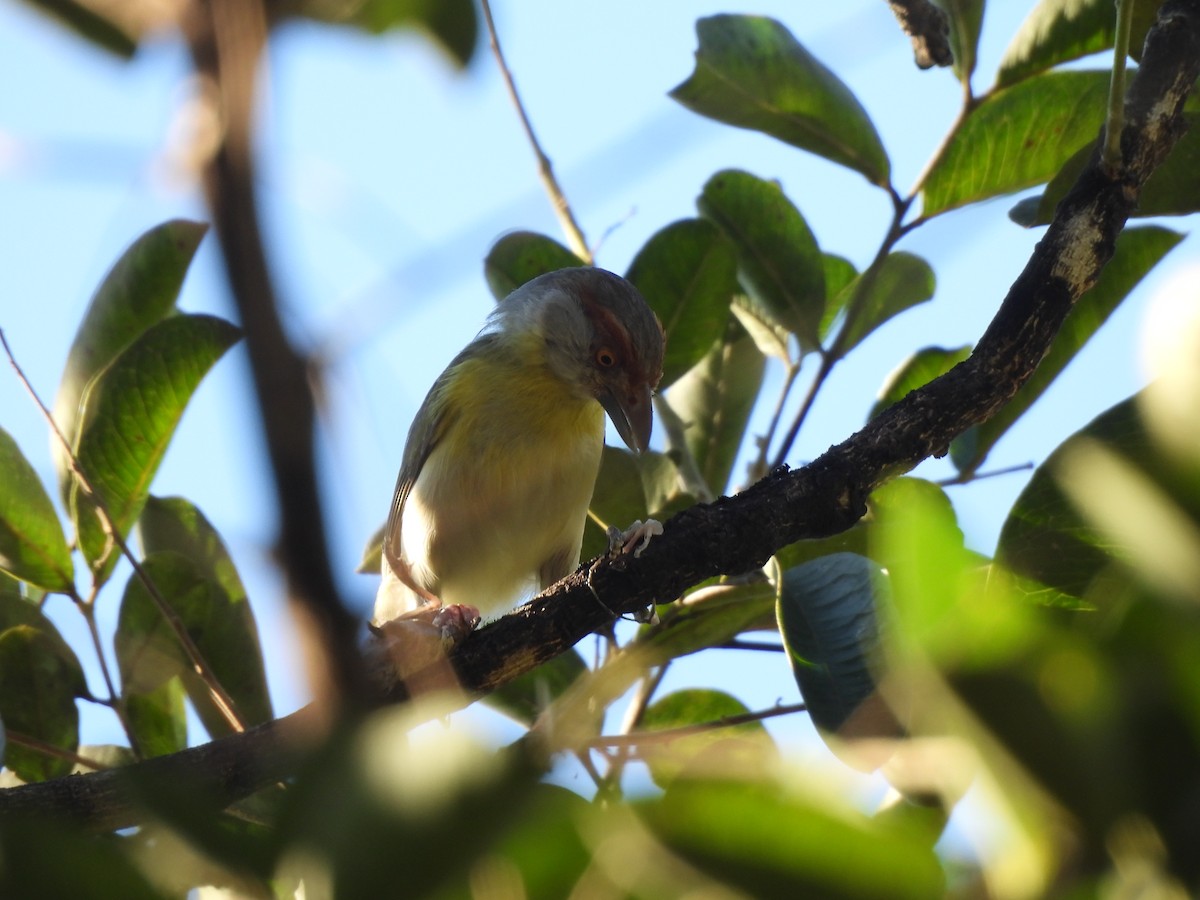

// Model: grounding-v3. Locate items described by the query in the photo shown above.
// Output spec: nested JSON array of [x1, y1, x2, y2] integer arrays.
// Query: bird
[[373, 266, 665, 627]]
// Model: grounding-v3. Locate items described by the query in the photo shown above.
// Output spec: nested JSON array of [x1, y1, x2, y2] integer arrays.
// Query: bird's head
[[496, 267, 664, 452]]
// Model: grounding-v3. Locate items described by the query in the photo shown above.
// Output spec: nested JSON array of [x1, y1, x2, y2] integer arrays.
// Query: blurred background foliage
[[1, 0, 1199, 896]]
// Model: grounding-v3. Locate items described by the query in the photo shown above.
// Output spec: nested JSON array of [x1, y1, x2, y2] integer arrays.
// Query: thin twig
[[481, 0, 592, 262], [584, 702, 808, 749], [1105, 0, 1136, 170], [0, 330, 246, 735], [717, 639, 786, 653], [75, 585, 143, 757], [751, 360, 801, 480], [6, 731, 113, 773], [938, 461, 1034, 487]]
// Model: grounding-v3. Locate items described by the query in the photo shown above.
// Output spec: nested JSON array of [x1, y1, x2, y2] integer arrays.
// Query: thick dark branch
[[4, 0, 1197, 833], [183, 0, 364, 704], [886, 0, 953, 69]]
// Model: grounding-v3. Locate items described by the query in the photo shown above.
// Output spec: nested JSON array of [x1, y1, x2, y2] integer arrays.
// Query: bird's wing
[[381, 337, 492, 583]]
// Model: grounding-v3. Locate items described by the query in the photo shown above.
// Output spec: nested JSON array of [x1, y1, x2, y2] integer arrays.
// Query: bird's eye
[[595, 348, 617, 368]]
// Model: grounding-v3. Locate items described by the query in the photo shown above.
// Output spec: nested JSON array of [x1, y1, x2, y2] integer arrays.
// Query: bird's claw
[[605, 518, 663, 559]]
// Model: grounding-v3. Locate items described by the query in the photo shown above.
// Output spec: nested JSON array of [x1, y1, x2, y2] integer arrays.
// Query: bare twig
[[584, 702, 808, 750], [0, 329, 246, 735], [481, 0, 592, 262], [5, 731, 113, 774]]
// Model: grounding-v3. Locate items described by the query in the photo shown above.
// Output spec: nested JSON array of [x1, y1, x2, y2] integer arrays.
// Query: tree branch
[[4, 0, 1197, 834], [182, 0, 365, 707]]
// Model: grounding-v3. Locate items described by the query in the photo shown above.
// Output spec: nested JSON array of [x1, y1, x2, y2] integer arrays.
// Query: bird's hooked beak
[[598, 382, 654, 453]]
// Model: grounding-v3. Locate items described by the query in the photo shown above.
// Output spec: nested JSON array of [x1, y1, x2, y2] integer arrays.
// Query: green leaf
[[730, 295, 791, 362], [71, 314, 240, 582], [1011, 113, 1200, 226], [53, 219, 207, 496], [868, 345, 971, 422], [0, 428, 73, 592], [698, 170, 826, 355], [626, 218, 738, 387], [0, 584, 87, 699], [639, 689, 776, 788], [583, 447, 695, 560], [953, 226, 1182, 474], [935, 0, 985, 82], [484, 650, 589, 727], [661, 319, 765, 496], [671, 15, 890, 186], [20, 0, 139, 58], [997, 393, 1200, 609], [115, 551, 272, 738], [996, 0, 1117, 87], [921, 70, 1110, 217], [0, 625, 80, 782], [358, 522, 384, 575], [295, 0, 478, 67], [831, 252, 936, 357], [818, 254, 861, 342], [483, 232, 586, 301], [638, 780, 945, 898], [125, 677, 187, 759], [640, 581, 778, 664], [777, 554, 896, 765]]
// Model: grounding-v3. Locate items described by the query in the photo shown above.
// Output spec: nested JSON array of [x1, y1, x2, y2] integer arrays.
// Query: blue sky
[[1, 0, 1196, 856]]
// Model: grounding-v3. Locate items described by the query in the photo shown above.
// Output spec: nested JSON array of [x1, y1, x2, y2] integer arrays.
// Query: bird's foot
[[395, 600, 482, 645], [602, 518, 663, 624], [605, 518, 663, 559]]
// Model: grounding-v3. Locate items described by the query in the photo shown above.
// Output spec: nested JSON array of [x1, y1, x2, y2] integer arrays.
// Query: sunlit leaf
[[778, 554, 897, 769], [0, 428, 73, 592], [996, 0, 1116, 87], [934, 0, 985, 81], [996, 0, 1166, 87], [483, 232, 586, 301], [295, 0, 478, 67], [698, 169, 826, 354], [358, 522, 384, 575], [639, 780, 945, 897], [831, 253, 936, 357], [1010, 115, 1200, 226], [921, 70, 1110, 217], [662, 319, 765, 495], [671, 15, 890, 186], [868, 345, 971, 421], [0, 625, 79, 783], [115, 551, 271, 738], [953, 226, 1182, 474], [71, 314, 240, 583], [731, 295, 792, 362], [626, 218, 738, 387], [125, 677, 187, 759], [639, 689, 777, 788], [53, 220, 207, 496], [997, 394, 1200, 608]]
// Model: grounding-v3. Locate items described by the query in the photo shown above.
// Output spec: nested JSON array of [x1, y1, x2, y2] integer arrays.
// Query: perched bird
[[374, 267, 664, 625]]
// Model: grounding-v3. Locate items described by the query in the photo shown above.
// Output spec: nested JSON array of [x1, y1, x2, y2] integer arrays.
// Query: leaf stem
[[0, 329, 247, 735], [1104, 0, 1136, 171], [481, 0, 592, 262], [72, 585, 144, 757]]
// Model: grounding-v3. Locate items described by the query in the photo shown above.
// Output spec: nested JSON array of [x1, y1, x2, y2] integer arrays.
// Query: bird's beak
[[599, 382, 654, 453]]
